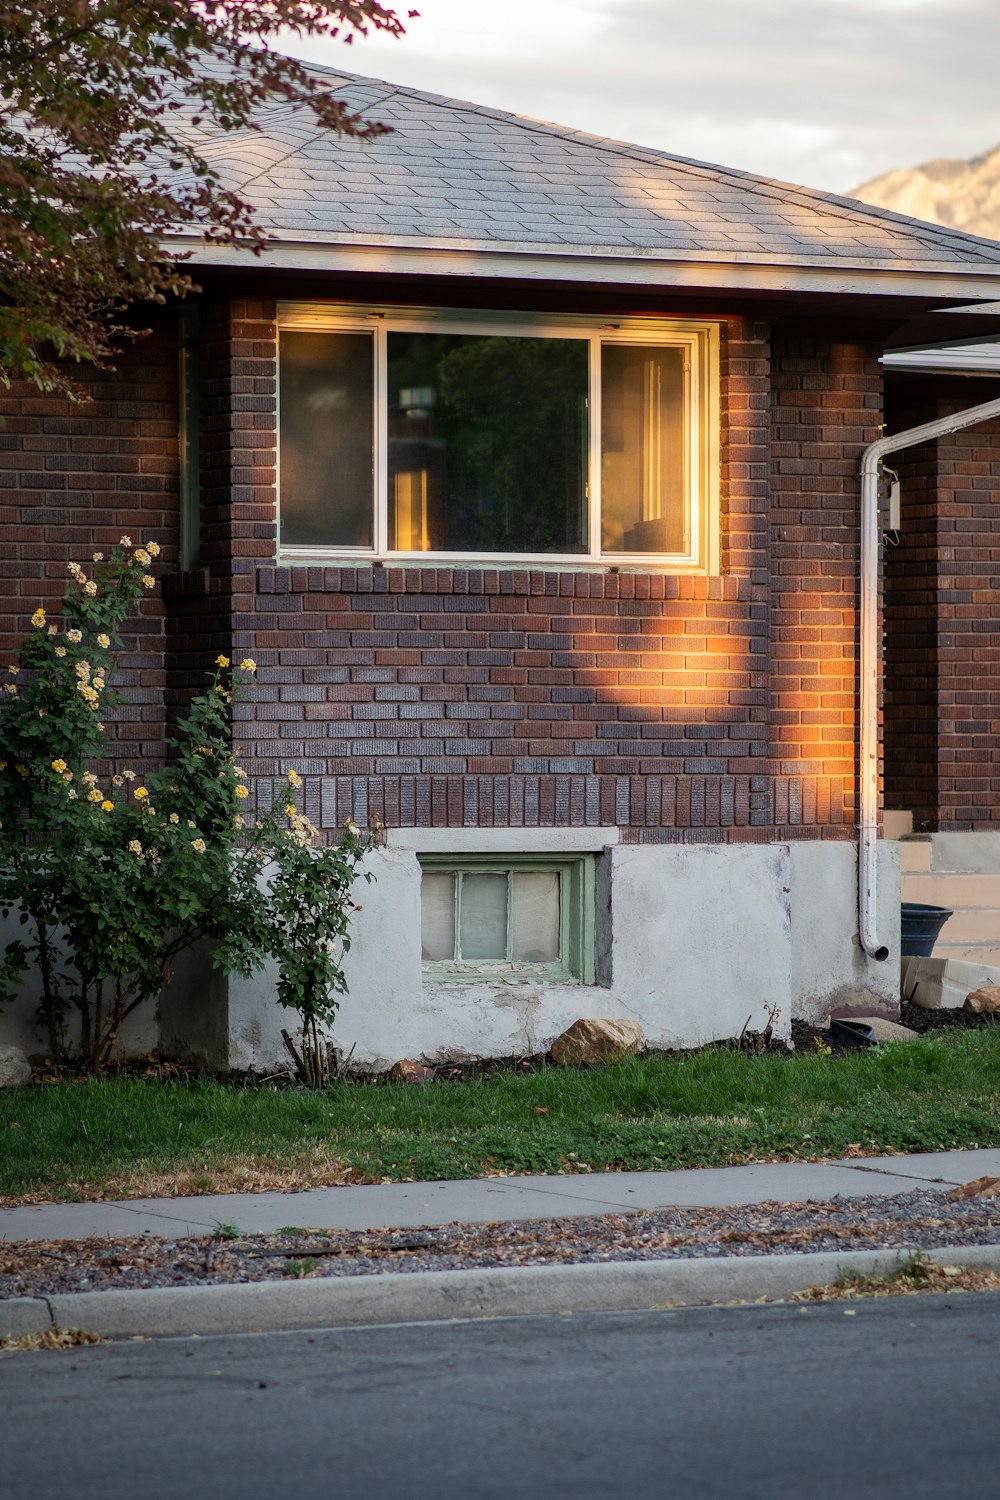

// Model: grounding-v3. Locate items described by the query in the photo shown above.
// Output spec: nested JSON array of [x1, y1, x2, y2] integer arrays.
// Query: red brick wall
[[884, 378, 1000, 829], [1, 297, 888, 841], [0, 317, 180, 768], [768, 334, 883, 837]]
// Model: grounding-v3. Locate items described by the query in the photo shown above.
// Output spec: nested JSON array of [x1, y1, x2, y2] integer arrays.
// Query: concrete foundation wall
[[165, 839, 900, 1070], [2, 840, 902, 1067]]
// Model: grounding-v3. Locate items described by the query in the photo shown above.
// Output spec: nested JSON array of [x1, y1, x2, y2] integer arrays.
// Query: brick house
[[6, 64, 1000, 1069]]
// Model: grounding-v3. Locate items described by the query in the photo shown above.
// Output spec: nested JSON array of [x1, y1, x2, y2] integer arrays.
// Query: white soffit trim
[[164, 234, 1000, 302], [387, 828, 621, 853], [882, 342, 1000, 374]]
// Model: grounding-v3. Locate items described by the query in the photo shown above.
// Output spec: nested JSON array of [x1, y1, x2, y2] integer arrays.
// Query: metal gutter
[[859, 393, 1000, 959]]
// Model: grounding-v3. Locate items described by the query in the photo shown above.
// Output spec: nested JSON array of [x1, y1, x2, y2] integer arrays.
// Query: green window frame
[[419, 855, 595, 984]]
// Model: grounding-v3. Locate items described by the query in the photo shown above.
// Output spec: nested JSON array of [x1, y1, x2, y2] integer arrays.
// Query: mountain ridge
[[852, 145, 1000, 242]]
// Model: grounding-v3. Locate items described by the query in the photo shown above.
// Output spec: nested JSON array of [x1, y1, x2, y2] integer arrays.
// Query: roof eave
[[164, 232, 1000, 303]]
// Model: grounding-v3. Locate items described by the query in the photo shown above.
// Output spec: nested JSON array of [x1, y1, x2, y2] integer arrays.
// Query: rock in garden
[[0, 1046, 31, 1088], [550, 1018, 645, 1066], [964, 986, 1000, 1014], [388, 1059, 435, 1084]]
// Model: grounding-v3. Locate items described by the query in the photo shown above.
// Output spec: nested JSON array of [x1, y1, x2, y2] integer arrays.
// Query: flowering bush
[[0, 542, 374, 1076]]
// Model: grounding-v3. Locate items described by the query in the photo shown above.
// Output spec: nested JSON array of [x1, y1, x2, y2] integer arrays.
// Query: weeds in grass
[[281, 1258, 319, 1278], [212, 1221, 241, 1241]]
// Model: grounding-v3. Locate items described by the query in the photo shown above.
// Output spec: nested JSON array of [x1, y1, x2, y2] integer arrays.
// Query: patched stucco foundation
[[1, 838, 902, 1068]]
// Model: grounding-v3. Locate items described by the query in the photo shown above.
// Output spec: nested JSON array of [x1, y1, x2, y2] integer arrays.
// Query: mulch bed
[[3, 1189, 999, 1299]]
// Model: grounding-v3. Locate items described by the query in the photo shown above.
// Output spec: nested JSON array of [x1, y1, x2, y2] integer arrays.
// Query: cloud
[[283, 0, 1000, 191]]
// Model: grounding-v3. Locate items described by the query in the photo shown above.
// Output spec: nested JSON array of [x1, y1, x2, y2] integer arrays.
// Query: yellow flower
[[285, 803, 296, 818], [67, 561, 83, 577], [31, 608, 46, 629], [146, 541, 161, 557], [191, 838, 207, 854], [287, 769, 302, 788], [234, 784, 249, 799], [142, 576, 155, 590], [239, 658, 256, 674], [66, 629, 82, 644], [123, 770, 136, 781], [234, 813, 245, 829], [128, 840, 143, 856], [7, 665, 17, 676], [168, 812, 179, 824], [97, 633, 110, 649], [47, 624, 57, 636], [233, 766, 247, 780], [16, 764, 29, 777], [134, 548, 150, 566], [82, 772, 97, 785], [134, 787, 149, 801], [88, 788, 102, 803], [119, 535, 132, 547], [84, 581, 98, 597], [216, 655, 230, 668], [54, 646, 66, 657], [92, 552, 104, 562], [101, 800, 114, 813], [50, 759, 67, 774]]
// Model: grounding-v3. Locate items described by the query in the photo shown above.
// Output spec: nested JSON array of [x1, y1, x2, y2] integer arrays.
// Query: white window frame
[[276, 301, 720, 572], [418, 854, 596, 985]]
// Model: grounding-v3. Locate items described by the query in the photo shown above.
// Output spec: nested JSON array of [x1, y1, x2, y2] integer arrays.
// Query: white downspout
[[859, 392, 1000, 959]]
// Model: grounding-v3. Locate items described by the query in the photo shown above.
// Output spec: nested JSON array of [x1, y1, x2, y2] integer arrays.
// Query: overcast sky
[[280, 0, 1000, 195]]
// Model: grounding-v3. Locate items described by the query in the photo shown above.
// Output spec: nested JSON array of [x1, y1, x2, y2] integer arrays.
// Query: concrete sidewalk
[[4, 1147, 999, 1242], [4, 1149, 1000, 1341]]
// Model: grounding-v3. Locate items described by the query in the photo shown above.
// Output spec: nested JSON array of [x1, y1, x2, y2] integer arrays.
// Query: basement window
[[277, 303, 718, 570], [419, 856, 595, 984]]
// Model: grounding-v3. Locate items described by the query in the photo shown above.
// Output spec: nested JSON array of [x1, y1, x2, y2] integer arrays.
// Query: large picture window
[[278, 305, 718, 568]]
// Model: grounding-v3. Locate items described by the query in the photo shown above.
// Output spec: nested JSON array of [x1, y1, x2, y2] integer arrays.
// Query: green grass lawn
[[3, 1029, 1000, 1204]]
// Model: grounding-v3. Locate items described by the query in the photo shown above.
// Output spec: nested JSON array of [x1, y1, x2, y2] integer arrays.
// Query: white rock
[[0, 1046, 31, 1088]]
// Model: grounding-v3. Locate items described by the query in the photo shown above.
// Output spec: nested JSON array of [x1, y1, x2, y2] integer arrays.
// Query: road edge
[[5, 1243, 1000, 1340]]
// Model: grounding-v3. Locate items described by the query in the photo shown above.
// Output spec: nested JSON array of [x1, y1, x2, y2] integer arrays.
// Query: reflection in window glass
[[387, 333, 589, 554], [420, 873, 456, 961], [279, 331, 374, 547], [511, 872, 560, 961], [602, 344, 687, 554], [459, 873, 508, 960]]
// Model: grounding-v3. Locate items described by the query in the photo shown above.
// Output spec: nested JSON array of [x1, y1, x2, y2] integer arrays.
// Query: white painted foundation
[[1, 839, 902, 1068]]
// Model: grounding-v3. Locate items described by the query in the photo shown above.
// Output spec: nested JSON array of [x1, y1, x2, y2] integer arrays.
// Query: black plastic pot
[[900, 901, 953, 958]]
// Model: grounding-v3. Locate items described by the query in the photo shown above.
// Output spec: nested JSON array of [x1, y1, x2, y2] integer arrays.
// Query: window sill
[[257, 564, 751, 603]]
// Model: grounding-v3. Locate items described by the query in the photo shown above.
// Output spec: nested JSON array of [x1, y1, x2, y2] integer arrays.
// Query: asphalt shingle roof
[[182, 60, 1000, 273]]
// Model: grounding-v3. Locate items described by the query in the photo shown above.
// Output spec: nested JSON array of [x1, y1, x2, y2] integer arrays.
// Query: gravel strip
[[3, 1188, 999, 1298]]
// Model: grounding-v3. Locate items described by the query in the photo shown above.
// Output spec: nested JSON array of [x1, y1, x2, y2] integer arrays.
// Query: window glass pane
[[511, 872, 560, 962], [459, 873, 509, 960], [387, 333, 589, 554], [280, 330, 374, 547], [601, 344, 687, 554], [421, 873, 456, 961]]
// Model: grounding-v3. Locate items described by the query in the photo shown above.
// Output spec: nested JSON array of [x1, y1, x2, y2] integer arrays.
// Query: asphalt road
[[4, 1293, 1000, 1499]]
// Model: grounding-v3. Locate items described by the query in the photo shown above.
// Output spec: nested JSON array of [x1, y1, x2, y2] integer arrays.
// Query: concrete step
[[902, 873, 1000, 908], [929, 908, 1000, 943], [899, 841, 931, 874], [931, 942, 1000, 967]]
